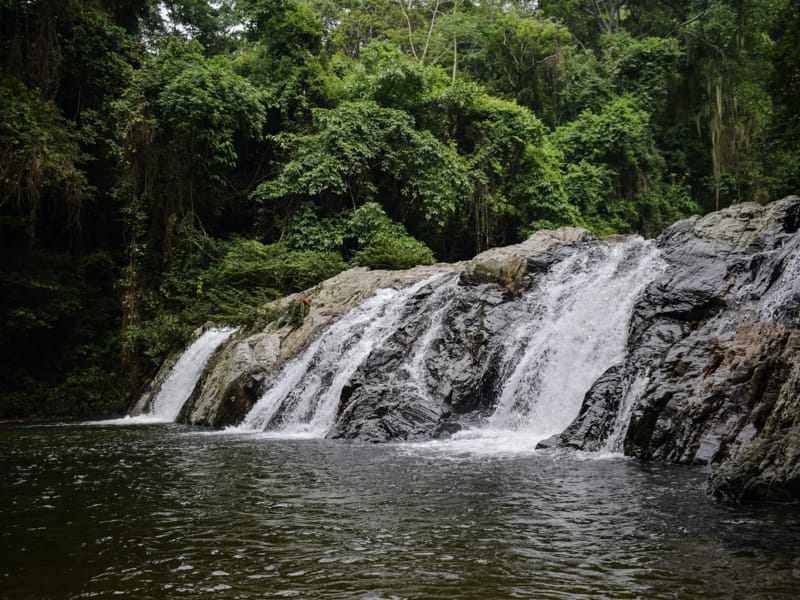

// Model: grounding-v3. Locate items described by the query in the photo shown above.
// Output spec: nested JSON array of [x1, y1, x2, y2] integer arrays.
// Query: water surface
[[2, 423, 799, 599]]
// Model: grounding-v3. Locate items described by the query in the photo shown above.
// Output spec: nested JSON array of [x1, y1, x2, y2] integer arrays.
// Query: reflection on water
[[1, 423, 799, 599]]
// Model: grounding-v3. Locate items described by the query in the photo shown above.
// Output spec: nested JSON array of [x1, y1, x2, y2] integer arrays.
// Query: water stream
[[239, 274, 458, 437], [4, 237, 800, 597], [113, 326, 237, 425], [483, 239, 663, 450], [235, 238, 663, 454]]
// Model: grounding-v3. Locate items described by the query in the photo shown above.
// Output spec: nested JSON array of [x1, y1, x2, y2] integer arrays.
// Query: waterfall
[[600, 373, 650, 454], [133, 327, 237, 423], [238, 274, 457, 436], [756, 239, 800, 322], [478, 239, 664, 448], [423, 238, 665, 454], [234, 238, 664, 449]]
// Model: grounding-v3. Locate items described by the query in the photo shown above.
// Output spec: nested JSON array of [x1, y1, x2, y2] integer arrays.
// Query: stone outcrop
[[180, 226, 600, 433], [461, 227, 594, 288], [553, 197, 800, 502], [329, 227, 601, 442], [327, 276, 515, 441]]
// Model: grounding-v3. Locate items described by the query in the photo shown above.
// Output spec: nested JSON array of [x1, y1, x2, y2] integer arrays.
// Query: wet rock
[[461, 227, 594, 289], [555, 196, 800, 501], [327, 231, 648, 442], [157, 200, 800, 503], [327, 280, 515, 441], [181, 227, 599, 433], [707, 333, 800, 502], [180, 265, 452, 427]]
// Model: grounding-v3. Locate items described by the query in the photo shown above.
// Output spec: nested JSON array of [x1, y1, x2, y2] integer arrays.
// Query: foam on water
[[402, 427, 553, 457], [88, 414, 175, 426]]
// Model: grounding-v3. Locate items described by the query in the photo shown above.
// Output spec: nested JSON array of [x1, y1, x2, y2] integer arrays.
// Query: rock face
[[555, 197, 800, 502], [462, 227, 595, 289], [179, 265, 452, 427], [327, 275, 515, 442], [330, 227, 605, 442], [165, 197, 800, 503]]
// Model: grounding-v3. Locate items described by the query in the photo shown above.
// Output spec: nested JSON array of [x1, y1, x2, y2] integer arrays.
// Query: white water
[[147, 327, 237, 421], [413, 239, 665, 455], [756, 241, 800, 321], [237, 274, 456, 437], [102, 326, 237, 425], [600, 373, 650, 454], [405, 281, 457, 402]]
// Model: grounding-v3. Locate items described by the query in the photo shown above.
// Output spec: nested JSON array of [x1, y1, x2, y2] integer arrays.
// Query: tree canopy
[[1, 0, 797, 418]]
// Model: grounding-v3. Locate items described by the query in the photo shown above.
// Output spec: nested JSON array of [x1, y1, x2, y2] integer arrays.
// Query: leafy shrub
[[284, 201, 437, 270], [123, 230, 346, 379], [351, 237, 435, 270], [122, 311, 188, 371], [210, 237, 346, 294]]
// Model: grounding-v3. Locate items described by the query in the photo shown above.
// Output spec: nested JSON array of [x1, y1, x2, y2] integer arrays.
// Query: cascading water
[[235, 238, 664, 451], [755, 238, 800, 322], [600, 373, 650, 454], [238, 274, 458, 436], [133, 326, 237, 423], [439, 238, 664, 452], [404, 282, 458, 403]]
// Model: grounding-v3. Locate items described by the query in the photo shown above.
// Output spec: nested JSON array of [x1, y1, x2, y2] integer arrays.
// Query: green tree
[[551, 95, 696, 234], [114, 37, 266, 377], [237, 0, 336, 128], [600, 32, 681, 114], [765, 2, 800, 197], [255, 98, 467, 248], [117, 38, 265, 254], [674, 0, 785, 208], [0, 0, 153, 417], [462, 7, 573, 124], [161, 0, 241, 54], [0, 76, 88, 226]]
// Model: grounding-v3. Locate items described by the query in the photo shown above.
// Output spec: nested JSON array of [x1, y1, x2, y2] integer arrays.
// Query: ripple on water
[[1, 424, 800, 599]]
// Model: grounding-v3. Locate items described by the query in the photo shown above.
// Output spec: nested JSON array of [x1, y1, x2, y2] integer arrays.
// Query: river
[[2, 422, 799, 599]]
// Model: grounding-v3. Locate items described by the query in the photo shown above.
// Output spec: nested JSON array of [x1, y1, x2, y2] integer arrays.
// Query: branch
[[683, 29, 726, 60], [421, 0, 441, 63], [667, 10, 707, 37], [395, 0, 418, 60]]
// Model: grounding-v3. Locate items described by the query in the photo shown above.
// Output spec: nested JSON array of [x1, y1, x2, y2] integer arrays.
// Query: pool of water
[[2, 422, 799, 598]]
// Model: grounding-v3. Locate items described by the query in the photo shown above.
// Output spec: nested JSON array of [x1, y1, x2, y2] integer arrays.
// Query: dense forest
[[1, 0, 798, 418]]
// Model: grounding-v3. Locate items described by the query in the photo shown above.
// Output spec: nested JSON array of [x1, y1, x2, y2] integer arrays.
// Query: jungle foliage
[[1, 0, 798, 417]]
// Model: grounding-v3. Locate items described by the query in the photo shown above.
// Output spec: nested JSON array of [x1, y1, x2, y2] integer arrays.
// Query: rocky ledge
[[176, 227, 602, 431], [177, 264, 453, 427]]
